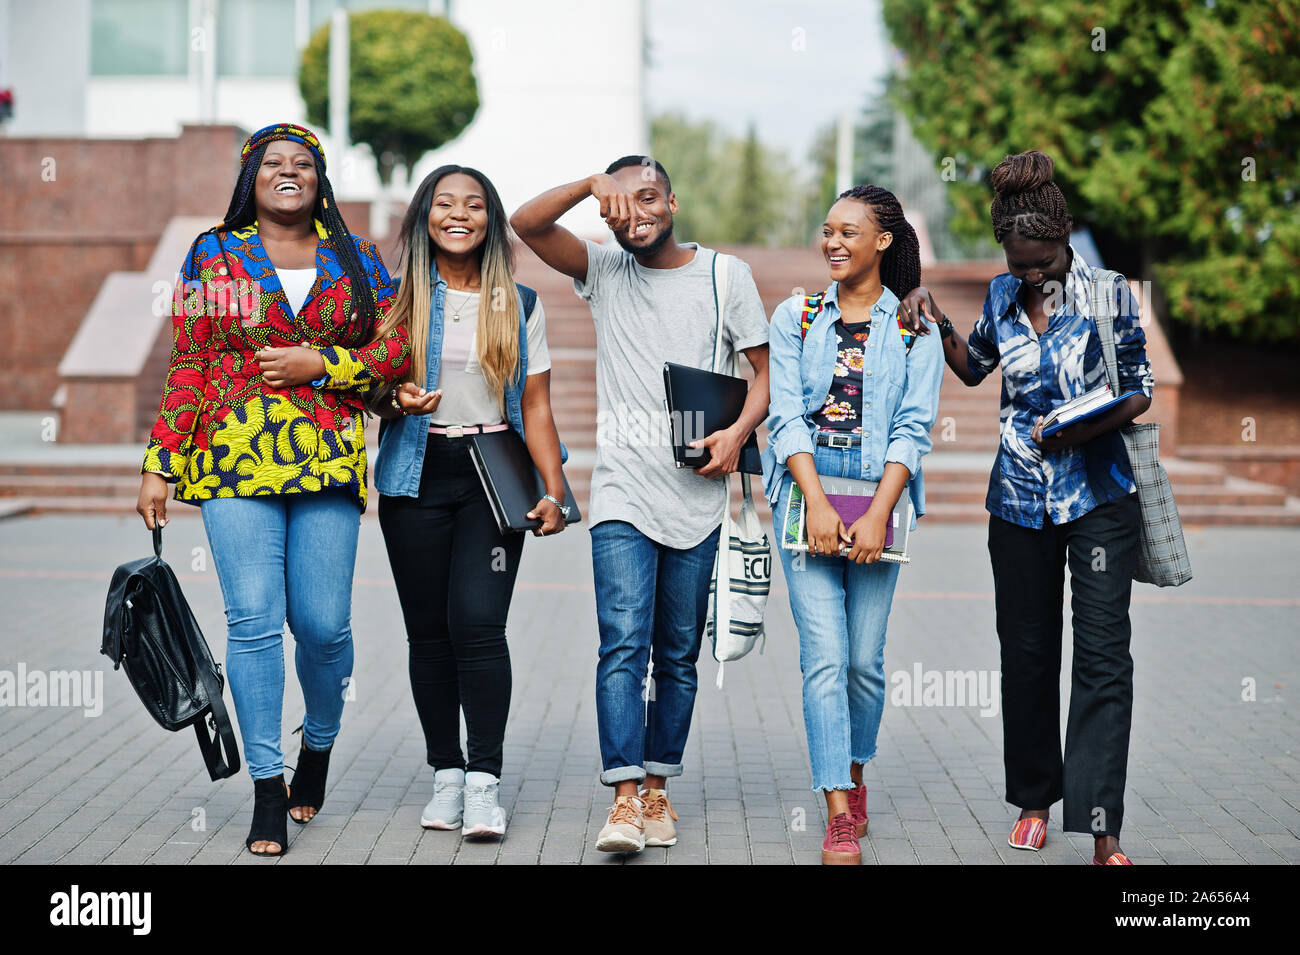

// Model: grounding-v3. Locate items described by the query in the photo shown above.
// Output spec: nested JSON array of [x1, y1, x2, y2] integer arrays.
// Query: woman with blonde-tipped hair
[[370, 165, 568, 841]]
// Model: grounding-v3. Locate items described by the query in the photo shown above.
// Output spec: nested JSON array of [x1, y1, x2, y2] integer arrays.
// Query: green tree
[[299, 10, 478, 186], [649, 112, 728, 245], [805, 88, 896, 241], [723, 123, 773, 243], [650, 113, 805, 246], [881, 0, 1300, 341]]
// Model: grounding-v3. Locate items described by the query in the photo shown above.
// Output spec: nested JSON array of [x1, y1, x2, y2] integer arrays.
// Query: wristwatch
[[937, 316, 955, 339], [543, 494, 570, 520]]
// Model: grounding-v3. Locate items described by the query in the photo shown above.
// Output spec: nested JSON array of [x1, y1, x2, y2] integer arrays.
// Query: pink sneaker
[[846, 784, 868, 837], [821, 812, 861, 865]]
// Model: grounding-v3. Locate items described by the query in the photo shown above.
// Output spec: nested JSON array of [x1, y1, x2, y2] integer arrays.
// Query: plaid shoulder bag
[[1089, 269, 1193, 587]]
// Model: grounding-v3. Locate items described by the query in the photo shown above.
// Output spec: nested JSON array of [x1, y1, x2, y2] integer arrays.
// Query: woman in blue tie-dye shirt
[[900, 150, 1153, 866]]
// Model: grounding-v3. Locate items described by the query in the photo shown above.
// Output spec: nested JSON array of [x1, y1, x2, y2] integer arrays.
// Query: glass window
[[309, 0, 428, 35], [217, 0, 297, 76], [90, 0, 188, 76]]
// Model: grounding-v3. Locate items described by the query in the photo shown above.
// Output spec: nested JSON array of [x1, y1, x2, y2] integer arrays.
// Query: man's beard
[[615, 219, 674, 258]]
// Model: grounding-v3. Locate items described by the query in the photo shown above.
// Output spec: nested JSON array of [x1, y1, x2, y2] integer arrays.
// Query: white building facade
[[2, 0, 648, 234]]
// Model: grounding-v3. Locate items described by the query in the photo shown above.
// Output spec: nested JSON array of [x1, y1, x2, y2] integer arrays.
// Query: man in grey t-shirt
[[512, 156, 770, 854]]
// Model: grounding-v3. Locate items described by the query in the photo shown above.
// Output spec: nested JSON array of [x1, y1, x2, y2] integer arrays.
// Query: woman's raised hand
[[898, 286, 943, 335], [394, 382, 442, 415]]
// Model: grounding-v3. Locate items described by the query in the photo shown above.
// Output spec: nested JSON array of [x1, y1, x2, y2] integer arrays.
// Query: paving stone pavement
[[0, 511, 1296, 865]]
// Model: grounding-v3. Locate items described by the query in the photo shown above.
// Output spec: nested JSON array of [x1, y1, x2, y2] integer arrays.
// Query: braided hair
[[837, 184, 922, 299], [989, 150, 1073, 244], [216, 142, 377, 345]]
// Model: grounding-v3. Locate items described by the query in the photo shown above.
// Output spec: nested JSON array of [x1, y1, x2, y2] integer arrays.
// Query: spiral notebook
[[780, 475, 912, 563]]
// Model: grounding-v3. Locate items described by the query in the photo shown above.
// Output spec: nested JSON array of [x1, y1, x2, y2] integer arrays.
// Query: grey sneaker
[[462, 771, 506, 838], [640, 788, 678, 847], [421, 768, 465, 830], [595, 795, 646, 853]]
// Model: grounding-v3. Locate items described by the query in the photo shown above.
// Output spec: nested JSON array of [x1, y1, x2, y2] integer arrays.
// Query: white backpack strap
[[711, 251, 731, 373], [714, 471, 733, 640], [711, 250, 738, 695]]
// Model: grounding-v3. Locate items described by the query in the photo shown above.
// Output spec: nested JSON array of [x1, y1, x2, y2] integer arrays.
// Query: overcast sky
[[645, 0, 895, 173]]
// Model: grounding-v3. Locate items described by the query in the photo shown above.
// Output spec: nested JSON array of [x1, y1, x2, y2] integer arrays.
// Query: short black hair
[[605, 155, 672, 195]]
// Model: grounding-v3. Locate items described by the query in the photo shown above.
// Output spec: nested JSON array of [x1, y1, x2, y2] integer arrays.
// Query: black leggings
[[987, 494, 1140, 838], [378, 434, 525, 777]]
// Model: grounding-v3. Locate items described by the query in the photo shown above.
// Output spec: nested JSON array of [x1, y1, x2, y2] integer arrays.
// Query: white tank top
[[276, 267, 316, 314]]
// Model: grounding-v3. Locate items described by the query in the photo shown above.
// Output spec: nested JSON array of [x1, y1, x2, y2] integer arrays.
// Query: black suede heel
[[247, 775, 289, 856], [288, 743, 332, 824]]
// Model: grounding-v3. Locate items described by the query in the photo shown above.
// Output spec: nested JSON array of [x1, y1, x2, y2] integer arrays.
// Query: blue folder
[[1041, 390, 1145, 438]]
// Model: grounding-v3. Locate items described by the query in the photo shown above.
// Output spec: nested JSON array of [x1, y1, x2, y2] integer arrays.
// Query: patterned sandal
[[1008, 816, 1048, 851], [1093, 851, 1133, 865]]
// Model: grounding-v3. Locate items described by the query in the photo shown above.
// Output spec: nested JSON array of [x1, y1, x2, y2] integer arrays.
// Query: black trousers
[[378, 434, 525, 777], [987, 493, 1140, 838]]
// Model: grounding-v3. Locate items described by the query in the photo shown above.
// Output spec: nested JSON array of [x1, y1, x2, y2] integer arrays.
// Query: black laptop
[[467, 430, 582, 535], [663, 361, 762, 475]]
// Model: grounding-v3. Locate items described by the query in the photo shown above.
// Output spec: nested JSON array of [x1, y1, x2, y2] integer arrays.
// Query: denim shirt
[[966, 246, 1154, 529], [761, 282, 944, 522], [373, 261, 564, 498]]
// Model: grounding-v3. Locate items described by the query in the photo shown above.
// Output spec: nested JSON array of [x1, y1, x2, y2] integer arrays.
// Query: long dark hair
[[373, 165, 519, 402], [837, 184, 922, 299], [215, 142, 376, 344]]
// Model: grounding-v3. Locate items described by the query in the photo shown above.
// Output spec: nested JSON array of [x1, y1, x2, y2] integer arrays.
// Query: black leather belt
[[814, 432, 861, 448]]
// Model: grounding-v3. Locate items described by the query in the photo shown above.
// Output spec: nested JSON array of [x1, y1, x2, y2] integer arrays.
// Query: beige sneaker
[[595, 795, 646, 853], [640, 789, 678, 847]]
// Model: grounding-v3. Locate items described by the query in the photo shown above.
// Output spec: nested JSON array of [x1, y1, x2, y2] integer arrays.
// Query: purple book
[[825, 493, 894, 548]]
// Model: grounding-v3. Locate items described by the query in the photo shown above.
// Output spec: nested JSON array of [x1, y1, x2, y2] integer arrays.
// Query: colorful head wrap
[[240, 123, 326, 171]]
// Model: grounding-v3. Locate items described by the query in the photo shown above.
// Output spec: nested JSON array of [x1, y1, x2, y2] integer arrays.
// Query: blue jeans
[[200, 490, 361, 780], [774, 445, 902, 792], [590, 520, 721, 786]]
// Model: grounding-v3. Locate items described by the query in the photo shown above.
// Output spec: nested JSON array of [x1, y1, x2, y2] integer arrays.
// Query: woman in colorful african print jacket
[[135, 123, 411, 857]]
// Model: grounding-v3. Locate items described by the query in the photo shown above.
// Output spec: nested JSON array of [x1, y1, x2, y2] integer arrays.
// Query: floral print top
[[812, 319, 871, 433]]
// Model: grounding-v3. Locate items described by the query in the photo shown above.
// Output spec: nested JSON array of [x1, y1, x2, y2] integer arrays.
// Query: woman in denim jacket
[[371, 165, 568, 840], [763, 185, 943, 864]]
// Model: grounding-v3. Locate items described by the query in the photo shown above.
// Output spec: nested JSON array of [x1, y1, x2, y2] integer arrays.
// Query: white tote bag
[[702, 252, 771, 687]]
